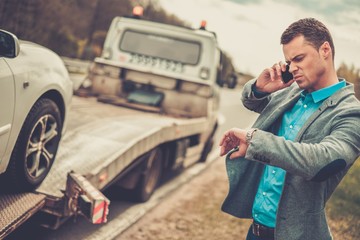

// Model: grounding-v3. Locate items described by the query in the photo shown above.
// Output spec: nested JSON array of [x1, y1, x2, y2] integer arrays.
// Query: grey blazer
[[221, 79, 360, 240]]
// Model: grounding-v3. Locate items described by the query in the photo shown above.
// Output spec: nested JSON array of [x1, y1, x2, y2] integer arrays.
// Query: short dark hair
[[280, 18, 335, 60]]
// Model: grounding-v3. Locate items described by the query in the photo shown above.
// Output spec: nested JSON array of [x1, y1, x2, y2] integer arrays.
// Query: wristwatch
[[246, 129, 257, 144]]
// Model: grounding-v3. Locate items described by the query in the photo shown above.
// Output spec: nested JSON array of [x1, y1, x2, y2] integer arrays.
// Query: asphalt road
[[7, 87, 259, 240]]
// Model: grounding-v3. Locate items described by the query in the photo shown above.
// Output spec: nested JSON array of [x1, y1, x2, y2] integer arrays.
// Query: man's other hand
[[219, 128, 248, 159]]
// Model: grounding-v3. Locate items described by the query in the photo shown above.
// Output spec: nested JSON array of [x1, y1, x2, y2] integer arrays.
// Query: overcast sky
[[158, 0, 360, 76]]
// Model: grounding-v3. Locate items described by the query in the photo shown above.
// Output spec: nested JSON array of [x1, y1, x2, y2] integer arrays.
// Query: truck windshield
[[119, 30, 201, 65]]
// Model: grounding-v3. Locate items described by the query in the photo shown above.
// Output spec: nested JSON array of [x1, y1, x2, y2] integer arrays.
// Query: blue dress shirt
[[252, 80, 346, 228]]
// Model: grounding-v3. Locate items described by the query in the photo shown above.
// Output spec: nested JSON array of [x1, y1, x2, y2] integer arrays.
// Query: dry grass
[[327, 158, 360, 240]]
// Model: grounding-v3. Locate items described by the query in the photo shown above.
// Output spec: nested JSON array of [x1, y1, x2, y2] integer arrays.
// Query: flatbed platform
[[38, 95, 208, 197], [0, 193, 45, 238]]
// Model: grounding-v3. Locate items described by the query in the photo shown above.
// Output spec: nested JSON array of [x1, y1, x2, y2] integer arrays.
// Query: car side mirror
[[0, 29, 20, 58]]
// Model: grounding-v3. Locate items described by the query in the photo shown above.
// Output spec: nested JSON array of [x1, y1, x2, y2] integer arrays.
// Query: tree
[[0, 0, 236, 71], [337, 62, 360, 100]]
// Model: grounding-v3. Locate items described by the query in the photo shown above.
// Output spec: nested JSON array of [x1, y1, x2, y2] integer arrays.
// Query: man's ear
[[320, 41, 331, 59]]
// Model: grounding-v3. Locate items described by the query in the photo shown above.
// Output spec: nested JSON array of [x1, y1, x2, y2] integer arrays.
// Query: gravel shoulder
[[117, 158, 251, 240]]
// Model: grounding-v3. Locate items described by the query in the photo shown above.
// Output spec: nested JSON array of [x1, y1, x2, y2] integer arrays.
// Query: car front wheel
[[6, 98, 63, 191]]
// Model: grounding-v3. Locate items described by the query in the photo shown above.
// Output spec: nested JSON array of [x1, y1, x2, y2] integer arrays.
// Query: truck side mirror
[[216, 78, 225, 87], [0, 30, 20, 58], [227, 74, 238, 89]]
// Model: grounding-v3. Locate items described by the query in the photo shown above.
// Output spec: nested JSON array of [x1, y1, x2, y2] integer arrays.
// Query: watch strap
[[246, 129, 257, 144]]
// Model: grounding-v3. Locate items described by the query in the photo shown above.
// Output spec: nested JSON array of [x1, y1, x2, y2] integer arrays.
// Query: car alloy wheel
[[26, 114, 59, 180], [5, 98, 62, 191]]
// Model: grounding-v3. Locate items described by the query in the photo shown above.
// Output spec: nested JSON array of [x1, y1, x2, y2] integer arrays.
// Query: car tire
[[6, 98, 62, 191], [132, 148, 163, 202]]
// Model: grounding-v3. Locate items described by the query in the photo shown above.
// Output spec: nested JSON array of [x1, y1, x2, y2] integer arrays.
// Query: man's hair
[[280, 18, 335, 60]]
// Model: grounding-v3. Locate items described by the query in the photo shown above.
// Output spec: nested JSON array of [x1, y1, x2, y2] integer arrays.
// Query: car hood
[[5, 40, 69, 78]]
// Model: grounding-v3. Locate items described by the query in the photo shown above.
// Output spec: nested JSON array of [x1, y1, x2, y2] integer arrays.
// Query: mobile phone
[[281, 65, 293, 83]]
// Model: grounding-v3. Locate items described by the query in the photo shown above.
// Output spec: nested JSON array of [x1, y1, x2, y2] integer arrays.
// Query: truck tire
[[199, 138, 214, 162], [199, 124, 217, 162], [6, 98, 62, 191], [132, 148, 163, 202]]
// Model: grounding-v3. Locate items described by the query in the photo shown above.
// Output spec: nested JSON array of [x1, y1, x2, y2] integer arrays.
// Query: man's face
[[283, 35, 327, 92]]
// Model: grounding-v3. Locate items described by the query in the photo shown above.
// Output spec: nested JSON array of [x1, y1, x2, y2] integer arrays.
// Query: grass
[[327, 157, 360, 239]]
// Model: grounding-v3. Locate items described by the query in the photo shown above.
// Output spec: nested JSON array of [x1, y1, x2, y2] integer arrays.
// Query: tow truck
[[0, 7, 224, 238]]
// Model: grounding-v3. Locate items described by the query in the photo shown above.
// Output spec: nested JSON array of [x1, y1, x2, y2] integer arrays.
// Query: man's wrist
[[251, 81, 268, 98]]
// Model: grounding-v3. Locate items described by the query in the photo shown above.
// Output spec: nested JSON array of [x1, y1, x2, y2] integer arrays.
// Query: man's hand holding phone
[[255, 62, 294, 94]]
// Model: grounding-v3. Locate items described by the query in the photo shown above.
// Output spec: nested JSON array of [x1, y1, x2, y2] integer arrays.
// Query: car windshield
[[119, 30, 201, 65]]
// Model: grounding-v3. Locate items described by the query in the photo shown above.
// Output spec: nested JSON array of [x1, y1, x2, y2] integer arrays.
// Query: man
[[219, 18, 360, 240]]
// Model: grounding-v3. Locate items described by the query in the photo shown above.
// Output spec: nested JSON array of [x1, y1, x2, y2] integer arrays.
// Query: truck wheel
[[6, 98, 62, 191], [132, 148, 163, 202], [199, 138, 214, 162]]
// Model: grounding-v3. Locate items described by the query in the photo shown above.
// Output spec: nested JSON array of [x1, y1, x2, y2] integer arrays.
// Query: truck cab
[[86, 16, 222, 119]]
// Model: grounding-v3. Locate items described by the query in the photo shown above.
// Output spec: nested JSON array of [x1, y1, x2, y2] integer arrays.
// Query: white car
[[0, 29, 72, 191]]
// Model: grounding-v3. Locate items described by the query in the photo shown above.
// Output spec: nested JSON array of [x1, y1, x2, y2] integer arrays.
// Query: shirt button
[[255, 214, 258, 217], [263, 192, 266, 196], [272, 170, 276, 174], [289, 125, 293, 129], [304, 104, 308, 108]]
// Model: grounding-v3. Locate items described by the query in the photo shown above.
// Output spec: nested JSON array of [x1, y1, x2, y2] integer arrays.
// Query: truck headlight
[[199, 67, 210, 80]]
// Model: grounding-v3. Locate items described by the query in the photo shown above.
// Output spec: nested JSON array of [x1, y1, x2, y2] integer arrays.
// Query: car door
[[0, 58, 15, 163]]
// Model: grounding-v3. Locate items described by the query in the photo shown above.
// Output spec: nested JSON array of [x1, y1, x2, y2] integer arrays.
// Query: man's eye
[[293, 56, 304, 62]]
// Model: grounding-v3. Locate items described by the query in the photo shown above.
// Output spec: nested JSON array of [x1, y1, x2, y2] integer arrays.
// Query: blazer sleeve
[[241, 78, 271, 114], [245, 107, 360, 181]]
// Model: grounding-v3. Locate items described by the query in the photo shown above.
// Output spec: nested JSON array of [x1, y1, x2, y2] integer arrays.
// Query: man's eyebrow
[[287, 54, 304, 63]]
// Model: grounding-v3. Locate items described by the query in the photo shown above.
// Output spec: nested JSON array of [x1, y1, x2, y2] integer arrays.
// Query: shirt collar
[[301, 80, 346, 103]]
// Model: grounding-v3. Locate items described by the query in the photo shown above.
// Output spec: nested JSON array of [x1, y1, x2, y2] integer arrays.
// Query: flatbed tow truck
[[0, 9, 225, 239]]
